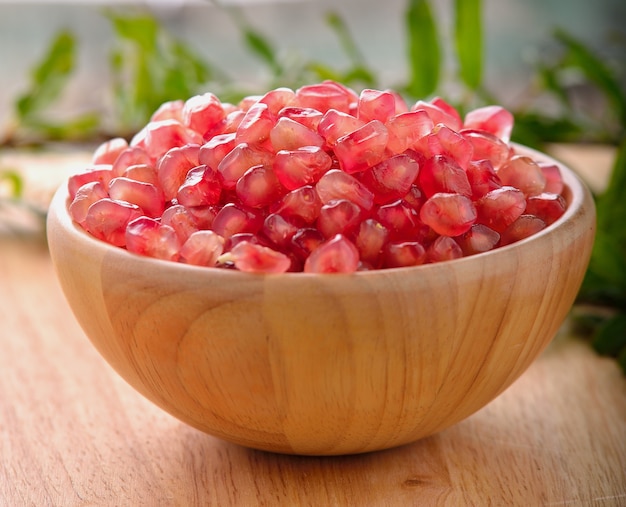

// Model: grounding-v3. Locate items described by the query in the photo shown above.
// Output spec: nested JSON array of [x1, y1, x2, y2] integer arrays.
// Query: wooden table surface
[[1, 146, 625, 506]]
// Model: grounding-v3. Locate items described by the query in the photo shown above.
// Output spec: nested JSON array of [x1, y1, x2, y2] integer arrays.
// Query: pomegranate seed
[[161, 204, 199, 243], [177, 165, 222, 207], [198, 133, 237, 171], [218, 110, 246, 134], [303, 234, 360, 273], [271, 185, 323, 224], [382, 241, 427, 268], [157, 144, 201, 201], [418, 155, 472, 198], [317, 109, 365, 146], [290, 228, 325, 261], [150, 100, 184, 122], [316, 169, 374, 211], [212, 203, 263, 239], [355, 218, 388, 266], [236, 102, 276, 145], [270, 117, 325, 151], [84, 198, 142, 247], [385, 110, 433, 154], [278, 106, 324, 131], [69, 181, 109, 226], [274, 146, 332, 190], [125, 216, 180, 261], [122, 163, 159, 186], [500, 215, 546, 245], [334, 120, 388, 173], [108, 177, 165, 218], [217, 143, 274, 190], [182, 93, 225, 137], [132, 119, 203, 160], [538, 162, 564, 194], [180, 230, 225, 267], [112, 146, 153, 177], [357, 88, 396, 123], [461, 129, 511, 170], [316, 199, 363, 238], [68, 165, 113, 200], [456, 224, 500, 256], [464, 105, 514, 143], [418, 124, 474, 170], [360, 153, 420, 204], [430, 97, 463, 128], [236, 164, 285, 209], [295, 81, 354, 114], [258, 87, 296, 115], [403, 184, 426, 211], [475, 186, 526, 232], [375, 200, 421, 241], [466, 159, 502, 199], [420, 193, 477, 236], [219, 241, 291, 274], [262, 213, 299, 249], [92, 137, 129, 165], [412, 100, 462, 131], [524, 192, 567, 225], [427, 235, 463, 263], [186, 205, 218, 230], [498, 156, 546, 197]]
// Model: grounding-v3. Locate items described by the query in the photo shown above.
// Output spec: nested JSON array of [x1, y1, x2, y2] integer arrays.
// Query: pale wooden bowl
[[47, 145, 595, 456]]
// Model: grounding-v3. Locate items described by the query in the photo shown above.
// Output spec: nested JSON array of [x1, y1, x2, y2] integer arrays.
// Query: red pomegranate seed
[[316, 199, 362, 238], [157, 144, 201, 201], [430, 97, 463, 128], [218, 110, 246, 134], [382, 241, 427, 268], [150, 100, 184, 122], [270, 117, 325, 151], [427, 235, 463, 263], [108, 177, 165, 218], [334, 120, 388, 173], [355, 218, 388, 266], [258, 87, 296, 115], [92, 137, 129, 165], [198, 133, 237, 170], [186, 205, 218, 230], [219, 241, 291, 274], [112, 146, 153, 177], [418, 154, 472, 198], [498, 155, 547, 197], [69, 181, 109, 226], [317, 109, 366, 146], [500, 215, 546, 245], [290, 227, 325, 261], [180, 230, 225, 267], [236, 102, 276, 145], [161, 204, 199, 243], [132, 119, 203, 160], [360, 153, 420, 204], [177, 165, 222, 207], [182, 93, 226, 138], [524, 192, 567, 225], [456, 224, 500, 256], [295, 81, 355, 114], [412, 100, 462, 131], [262, 213, 299, 248], [274, 146, 332, 190], [538, 162, 564, 194], [122, 163, 159, 186], [475, 186, 526, 232], [420, 193, 477, 236], [212, 203, 263, 239], [463, 105, 514, 143], [217, 143, 274, 189], [403, 184, 426, 211], [461, 129, 511, 170], [357, 88, 396, 123], [125, 216, 180, 261], [236, 164, 285, 209], [466, 159, 502, 199], [303, 234, 360, 273], [418, 124, 474, 170], [271, 185, 323, 224], [388, 89, 409, 114], [68, 165, 113, 200], [375, 200, 421, 241], [84, 198, 142, 247], [316, 169, 374, 211], [277, 106, 324, 131], [385, 110, 433, 154]]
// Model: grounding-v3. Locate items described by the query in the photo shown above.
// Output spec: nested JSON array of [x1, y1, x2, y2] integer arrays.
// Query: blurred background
[[0, 0, 624, 147]]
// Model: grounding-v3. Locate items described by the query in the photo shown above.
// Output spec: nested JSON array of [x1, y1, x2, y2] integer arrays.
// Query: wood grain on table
[[1, 147, 625, 506]]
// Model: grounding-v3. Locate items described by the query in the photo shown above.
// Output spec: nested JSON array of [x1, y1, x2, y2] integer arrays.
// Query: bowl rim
[[48, 142, 592, 279]]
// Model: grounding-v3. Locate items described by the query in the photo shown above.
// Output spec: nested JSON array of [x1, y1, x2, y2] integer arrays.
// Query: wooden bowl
[[47, 145, 595, 456]]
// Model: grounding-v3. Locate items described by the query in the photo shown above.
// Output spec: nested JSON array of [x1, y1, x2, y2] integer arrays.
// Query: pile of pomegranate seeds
[[68, 81, 567, 274]]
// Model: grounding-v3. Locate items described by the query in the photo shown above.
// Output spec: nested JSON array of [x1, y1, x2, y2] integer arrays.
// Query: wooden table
[[1, 146, 625, 506]]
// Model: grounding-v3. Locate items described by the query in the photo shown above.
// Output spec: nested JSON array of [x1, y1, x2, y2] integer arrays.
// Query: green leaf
[[454, 0, 482, 90], [404, 0, 441, 98], [0, 170, 24, 198], [595, 136, 626, 238], [107, 12, 158, 53], [242, 28, 281, 76], [554, 29, 626, 127], [22, 114, 100, 142], [592, 314, 626, 357], [325, 11, 366, 68], [16, 30, 76, 121]]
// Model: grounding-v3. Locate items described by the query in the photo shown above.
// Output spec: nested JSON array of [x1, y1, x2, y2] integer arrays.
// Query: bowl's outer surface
[[47, 145, 596, 455]]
